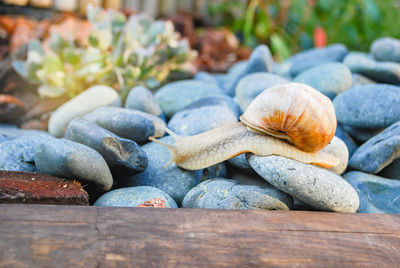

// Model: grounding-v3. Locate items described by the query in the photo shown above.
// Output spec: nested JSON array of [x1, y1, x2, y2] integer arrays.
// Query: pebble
[[194, 71, 220, 87], [182, 178, 293, 210], [48, 85, 121, 137], [154, 80, 225, 119], [65, 118, 148, 176], [83, 107, 166, 144], [227, 153, 254, 174], [333, 84, 400, 128], [167, 96, 239, 136], [370, 37, 400, 63], [125, 86, 165, 121], [0, 134, 6, 142], [349, 121, 400, 174], [335, 125, 358, 157], [229, 167, 271, 188], [344, 171, 400, 214], [0, 124, 50, 138], [124, 136, 201, 205], [293, 63, 352, 96], [201, 162, 228, 182], [342, 125, 383, 143], [285, 43, 348, 77], [343, 52, 400, 84], [94, 186, 178, 208], [247, 155, 359, 213], [320, 136, 349, 175], [379, 158, 400, 180], [224, 45, 274, 96], [34, 138, 113, 201], [0, 134, 51, 172], [0, 171, 89, 205], [235, 72, 288, 112], [351, 73, 376, 88]]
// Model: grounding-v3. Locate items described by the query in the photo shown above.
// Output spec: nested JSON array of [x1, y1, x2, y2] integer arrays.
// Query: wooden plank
[[0, 205, 399, 267]]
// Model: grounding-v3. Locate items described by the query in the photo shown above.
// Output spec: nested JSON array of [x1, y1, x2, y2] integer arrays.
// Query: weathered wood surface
[[0, 204, 399, 267]]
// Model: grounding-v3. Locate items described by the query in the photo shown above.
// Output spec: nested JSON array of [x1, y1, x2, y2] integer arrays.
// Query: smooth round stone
[[83, 107, 166, 144], [294, 63, 352, 95], [125, 86, 165, 121], [229, 166, 271, 188], [343, 52, 400, 84], [379, 158, 400, 180], [344, 171, 400, 214], [370, 37, 400, 63], [155, 80, 225, 119], [335, 124, 358, 157], [333, 84, 400, 128], [0, 124, 50, 138], [227, 153, 254, 174], [94, 186, 178, 208], [351, 73, 376, 88], [342, 125, 383, 143], [201, 162, 228, 182], [247, 155, 360, 213], [235, 72, 288, 112], [48, 85, 121, 137], [182, 178, 293, 210], [286, 44, 348, 77], [167, 97, 238, 136], [320, 136, 349, 175], [34, 138, 113, 200], [0, 134, 6, 142], [349, 121, 400, 174], [65, 118, 148, 175], [194, 71, 220, 87], [0, 134, 51, 172], [224, 45, 274, 96], [125, 136, 201, 205]]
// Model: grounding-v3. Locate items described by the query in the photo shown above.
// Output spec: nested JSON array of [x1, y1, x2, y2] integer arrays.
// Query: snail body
[[150, 122, 339, 170], [150, 82, 339, 171]]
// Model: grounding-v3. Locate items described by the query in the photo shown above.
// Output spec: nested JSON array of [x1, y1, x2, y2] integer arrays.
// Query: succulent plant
[[13, 6, 197, 98]]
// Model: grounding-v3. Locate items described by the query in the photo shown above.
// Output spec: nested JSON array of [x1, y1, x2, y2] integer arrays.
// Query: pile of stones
[[0, 37, 399, 213]]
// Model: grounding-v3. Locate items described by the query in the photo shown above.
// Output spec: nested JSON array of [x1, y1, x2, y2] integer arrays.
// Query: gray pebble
[[125, 86, 165, 121]]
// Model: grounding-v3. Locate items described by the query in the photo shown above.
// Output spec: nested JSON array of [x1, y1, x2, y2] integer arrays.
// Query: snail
[[150, 82, 339, 171]]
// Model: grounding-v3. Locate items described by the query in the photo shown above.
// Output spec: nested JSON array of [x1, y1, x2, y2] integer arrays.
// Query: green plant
[[13, 6, 197, 98], [208, 0, 400, 61]]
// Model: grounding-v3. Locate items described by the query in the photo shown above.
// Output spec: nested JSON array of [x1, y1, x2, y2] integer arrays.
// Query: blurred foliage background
[[208, 0, 400, 61]]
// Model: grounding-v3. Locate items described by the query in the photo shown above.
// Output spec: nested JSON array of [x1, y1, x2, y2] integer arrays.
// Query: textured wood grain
[[0, 204, 399, 267]]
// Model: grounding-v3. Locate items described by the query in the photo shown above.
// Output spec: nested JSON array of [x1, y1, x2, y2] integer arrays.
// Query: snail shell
[[240, 82, 337, 152]]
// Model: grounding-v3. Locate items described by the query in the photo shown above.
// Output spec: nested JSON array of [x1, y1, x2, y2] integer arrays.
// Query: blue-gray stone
[[0, 134, 51, 172], [229, 167, 270, 188], [194, 71, 220, 87], [0, 124, 50, 138], [333, 84, 400, 128], [0, 134, 7, 142], [294, 63, 352, 95], [343, 52, 400, 84], [125, 136, 201, 205], [235, 72, 288, 112], [285, 44, 348, 77], [34, 138, 113, 200], [335, 125, 358, 157], [371, 37, 400, 63], [65, 118, 148, 176], [167, 96, 239, 136], [224, 45, 274, 96], [342, 125, 383, 143], [351, 73, 376, 88], [344, 171, 400, 214], [154, 80, 225, 119], [349, 121, 400, 174], [201, 162, 228, 182], [379, 158, 400, 180], [182, 178, 293, 210], [83, 107, 166, 144], [125, 86, 165, 121], [94, 186, 178, 208], [227, 153, 254, 174], [247, 155, 359, 213]]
